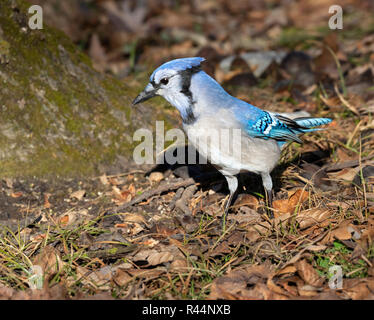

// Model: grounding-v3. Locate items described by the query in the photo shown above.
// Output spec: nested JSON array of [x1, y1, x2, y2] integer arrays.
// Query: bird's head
[[132, 57, 205, 108]]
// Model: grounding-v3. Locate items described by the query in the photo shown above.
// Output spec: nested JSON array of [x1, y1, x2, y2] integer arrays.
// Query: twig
[[115, 172, 223, 212], [334, 83, 360, 116], [96, 170, 146, 179], [325, 156, 374, 172], [86, 244, 138, 259]]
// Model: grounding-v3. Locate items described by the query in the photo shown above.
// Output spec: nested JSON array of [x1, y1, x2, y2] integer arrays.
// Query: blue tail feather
[[294, 117, 332, 128]]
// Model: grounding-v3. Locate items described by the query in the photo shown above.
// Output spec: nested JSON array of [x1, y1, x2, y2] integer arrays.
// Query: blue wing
[[245, 111, 331, 144]]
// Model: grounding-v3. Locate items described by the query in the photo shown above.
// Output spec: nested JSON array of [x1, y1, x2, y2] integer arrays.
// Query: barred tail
[[294, 117, 332, 129]]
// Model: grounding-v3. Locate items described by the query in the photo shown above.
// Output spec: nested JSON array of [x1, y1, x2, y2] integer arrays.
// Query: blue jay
[[133, 57, 331, 226]]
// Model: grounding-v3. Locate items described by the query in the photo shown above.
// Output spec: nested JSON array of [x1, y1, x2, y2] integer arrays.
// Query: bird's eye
[[160, 78, 169, 85]]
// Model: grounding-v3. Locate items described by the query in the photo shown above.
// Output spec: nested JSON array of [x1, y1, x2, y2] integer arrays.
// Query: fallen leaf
[[141, 238, 159, 248], [76, 266, 112, 291], [10, 191, 23, 198], [296, 208, 332, 229], [343, 279, 374, 300], [44, 193, 51, 209], [273, 189, 309, 216], [133, 249, 174, 266], [32, 246, 65, 280], [333, 167, 360, 181], [272, 199, 289, 216], [228, 209, 262, 224], [208, 263, 279, 300], [70, 190, 86, 201], [88, 33, 107, 72], [58, 209, 92, 227], [233, 193, 259, 210], [170, 259, 187, 270], [333, 227, 353, 240], [112, 268, 132, 287], [276, 265, 297, 276], [112, 186, 130, 204], [147, 251, 174, 266], [59, 215, 70, 226], [295, 259, 324, 287], [121, 213, 148, 226], [115, 222, 144, 236], [113, 268, 165, 287], [99, 174, 109, 185], [149, 171, 164, 183]]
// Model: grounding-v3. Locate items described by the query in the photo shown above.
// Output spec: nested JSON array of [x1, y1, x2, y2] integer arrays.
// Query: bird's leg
[[221, 175, 238, 231], [266, 188, 273, 208], [261, 172, 274, 219]]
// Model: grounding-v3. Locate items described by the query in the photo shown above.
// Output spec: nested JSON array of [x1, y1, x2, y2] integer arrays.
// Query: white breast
[[184, 112, 281, 176]]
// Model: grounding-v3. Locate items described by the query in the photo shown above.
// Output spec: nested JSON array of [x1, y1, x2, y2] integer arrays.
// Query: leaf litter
[[1, 0, 374, 300]]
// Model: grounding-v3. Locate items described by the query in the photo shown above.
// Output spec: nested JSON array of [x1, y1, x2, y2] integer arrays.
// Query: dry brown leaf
[[343, 279, 374, 300], [333, 167, 360, 181], [59, 215, 69, 226], [208, 269, 256, 300], [10, 191, 23, 198], [266, 277, 289, 297], [208, 263, 276, 300], [113, 268, 132, 287], [112, 185, 134, 204], [209, 241, 232, 257], [276, 265, 297, 276], [133, 249, 174, 266], [44, 193, 51, 209], [149, 171, 164, 183], [228, 209, 262, 224], [305, 245, 328, 252], [0, 283, 68, 300], [58, 209, 92, 227], [245, 228, 262, 243], [295, 259, 324, 287], [70, 189, 86, 201], [273, 189, 309, 216], [99, 174, 109, 185], [147, 251, 174, 266], [296, 208, 332, 229], [115, 221, 144, 236], [320, 219, 359, 244], [333, 225, 353, 241], [298, 285, 320, 297], [128, 183, 136, 195], [273, 199, 289, 216], [276, 277, 300, 296], [121, 213, 148, 225], [141, 238, 159, 248], [113, 268, 166, 287], [234, 194, 259, 210], [32, 246, 65, 280], [76, 266, 112, 291], [170, 258, 188, 270], [88, 33, 107, 72], [151, 223, 178, 238]]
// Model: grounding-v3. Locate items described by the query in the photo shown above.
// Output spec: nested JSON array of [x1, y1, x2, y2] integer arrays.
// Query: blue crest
[[150, 57, 205, 82]]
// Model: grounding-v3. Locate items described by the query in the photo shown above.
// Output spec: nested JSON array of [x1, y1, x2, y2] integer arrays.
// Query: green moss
[[0, 39, 10, 63], [0, 0, 176, 178]]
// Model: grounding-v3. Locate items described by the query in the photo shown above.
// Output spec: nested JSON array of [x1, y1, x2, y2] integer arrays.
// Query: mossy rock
[[0, 0, 174, 178]]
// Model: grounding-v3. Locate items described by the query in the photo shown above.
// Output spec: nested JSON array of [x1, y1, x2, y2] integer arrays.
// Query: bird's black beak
[[132, 84, 157, 106]]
